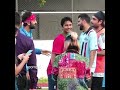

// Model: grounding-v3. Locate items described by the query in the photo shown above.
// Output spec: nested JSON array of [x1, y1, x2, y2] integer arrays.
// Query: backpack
[[52, 52, 90, 90]]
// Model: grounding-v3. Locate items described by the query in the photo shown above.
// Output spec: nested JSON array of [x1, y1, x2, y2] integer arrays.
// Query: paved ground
[[37, 83, 48, 90]]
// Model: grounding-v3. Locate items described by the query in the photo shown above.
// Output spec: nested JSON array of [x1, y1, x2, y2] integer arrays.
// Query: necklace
[[96, 27, 104, 33]]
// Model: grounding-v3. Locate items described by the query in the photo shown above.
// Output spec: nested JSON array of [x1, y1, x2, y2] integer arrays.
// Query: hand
[[70, 32, 78, 40], [26, 71, 30, 80], [85, 67, 92, 80], [17, 53, 25, 60], [41, 50, 51, 56], [22, 54, 30, 63]]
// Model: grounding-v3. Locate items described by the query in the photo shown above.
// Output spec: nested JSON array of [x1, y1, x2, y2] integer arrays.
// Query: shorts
[[91, 77, 103, 90], [85, 77, 92, 88]]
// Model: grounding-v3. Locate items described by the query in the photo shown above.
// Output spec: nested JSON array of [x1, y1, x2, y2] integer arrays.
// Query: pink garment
[[24, 14, 36, 23], [52, 53, 90, 79], [47, 34, 65, 75]]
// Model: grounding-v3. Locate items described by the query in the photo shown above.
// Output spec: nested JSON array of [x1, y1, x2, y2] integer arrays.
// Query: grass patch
[[38, 77, 48, 83]]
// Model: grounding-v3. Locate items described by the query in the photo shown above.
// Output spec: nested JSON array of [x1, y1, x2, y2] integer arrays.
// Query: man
[[20, 11, 51, 56], [19, 11, 51, 89], [15, 12, 31, 90], [91, 11, 105, 90], [15, 13, 38, 90], [77, 14, 98, 90], [47, 17, 73, 90]]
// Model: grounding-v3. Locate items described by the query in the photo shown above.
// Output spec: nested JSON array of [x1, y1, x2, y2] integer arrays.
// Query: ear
[[82, 19, 86, 24], [99, 20, 103, 25], [25, 21, 30, 25]]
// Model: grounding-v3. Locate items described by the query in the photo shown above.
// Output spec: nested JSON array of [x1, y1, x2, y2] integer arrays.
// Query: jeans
[[15, 77, 18, 90], [17, 75, 29, 90], [48, 74, 57, 90]]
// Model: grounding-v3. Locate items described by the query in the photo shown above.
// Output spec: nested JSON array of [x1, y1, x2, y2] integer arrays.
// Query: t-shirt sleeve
[[89, 32, 98, 51], [52, 37, 64, 54]]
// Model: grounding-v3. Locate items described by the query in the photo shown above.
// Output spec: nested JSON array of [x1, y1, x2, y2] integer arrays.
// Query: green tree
[[38, 0, 47, 7]]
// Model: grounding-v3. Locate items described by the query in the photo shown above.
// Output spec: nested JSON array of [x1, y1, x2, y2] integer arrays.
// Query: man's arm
[[97, 50, 105, 56], [89, 50, 97, 68], [35, 48, 51, 56], [15, 54, 30, 76], [89, 31, 98, 69]]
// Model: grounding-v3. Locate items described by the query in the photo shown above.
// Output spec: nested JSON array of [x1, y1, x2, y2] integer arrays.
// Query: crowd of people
[[15, 10, 105, 90]]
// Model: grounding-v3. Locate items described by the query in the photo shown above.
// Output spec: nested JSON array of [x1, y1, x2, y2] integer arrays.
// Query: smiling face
[[62, 20, 73, 34]]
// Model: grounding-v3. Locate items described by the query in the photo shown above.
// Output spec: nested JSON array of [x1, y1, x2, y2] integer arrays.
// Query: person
[[77, 14, 98, 90], [91, 11, 105, 90], [15, 12, 38, 90], [52, 32, 90, 90], [15, 12, 31, 90], [20, 11, 51, 56], [20, 11, 51, 89], [47, 17, 73, 90]]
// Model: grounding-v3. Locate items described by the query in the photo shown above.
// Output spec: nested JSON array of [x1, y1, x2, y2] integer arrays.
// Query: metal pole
[[71, 0, 73, 21], [16, 0, 18, 12]]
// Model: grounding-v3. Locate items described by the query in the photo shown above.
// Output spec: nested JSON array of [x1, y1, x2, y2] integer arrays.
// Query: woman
[[52, 32, 91, 90]]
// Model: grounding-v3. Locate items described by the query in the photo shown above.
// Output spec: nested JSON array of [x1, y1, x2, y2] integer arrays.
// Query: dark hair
[[78, 14, 90, 23], [94, 11, 105, 21], [22, 11, 32, 22], [61, 17, 72, 27], [94, 11, 105, 27], [67, 40, 80, 54], [15, 12, 21, 26]]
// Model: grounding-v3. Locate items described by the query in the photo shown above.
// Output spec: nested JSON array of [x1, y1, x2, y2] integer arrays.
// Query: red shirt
[[47, 34, 65, 75]]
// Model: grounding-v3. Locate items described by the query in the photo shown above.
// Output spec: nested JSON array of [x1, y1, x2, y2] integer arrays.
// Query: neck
[[84, 24, 90, 32], [24, 26, 30, 32], [95, 26, 103, 33], [62, 31, 72, 37]]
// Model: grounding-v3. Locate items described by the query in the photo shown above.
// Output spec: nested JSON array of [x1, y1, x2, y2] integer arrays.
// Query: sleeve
[[98, 33, 105, 50], [52, 55, 62, 75], [89, 32, 98, 51], [35, 48, 42, 54], [27, 40, 38, 89], [52, 37, 64, 54], [26, 64, 29, 71]]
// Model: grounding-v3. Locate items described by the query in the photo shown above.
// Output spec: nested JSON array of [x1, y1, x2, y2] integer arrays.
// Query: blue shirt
[[20, 26, 33, 38], [79, 27, 98, 72]]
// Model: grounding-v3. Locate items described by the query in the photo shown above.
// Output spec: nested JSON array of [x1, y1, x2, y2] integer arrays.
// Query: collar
[[84, 26, 93, 35]]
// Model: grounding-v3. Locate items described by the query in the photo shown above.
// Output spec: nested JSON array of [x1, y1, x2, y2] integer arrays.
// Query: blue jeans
[[102, 75, 105, 87], [15, 77, 18, 90], [48, 74, 57, 90]]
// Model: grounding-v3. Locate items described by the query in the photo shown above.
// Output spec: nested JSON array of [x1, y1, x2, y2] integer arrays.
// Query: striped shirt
[[79, 27, 98, 73]]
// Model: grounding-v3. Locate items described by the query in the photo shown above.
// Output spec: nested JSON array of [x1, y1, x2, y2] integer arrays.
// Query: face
[[91, 16, 100, 29], [62, 21, 73, 34], [77, 18, 84, 30], [29, 19, 37, 29]]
